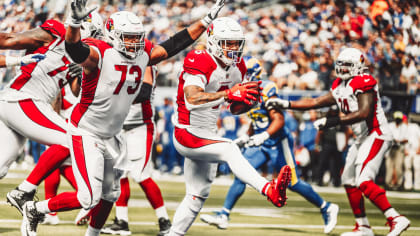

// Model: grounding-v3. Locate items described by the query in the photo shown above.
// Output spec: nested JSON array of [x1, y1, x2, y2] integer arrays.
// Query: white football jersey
[[1, 20, 71, 104], [330, 74, 391, 141], [124, 66, 157, 126], [69, 38, 154, 138], [175, 50, 247, 131]]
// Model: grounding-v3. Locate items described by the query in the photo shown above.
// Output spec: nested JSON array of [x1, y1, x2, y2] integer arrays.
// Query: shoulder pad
[[82, 38, 113, 58], [261, 80, 279, 103], [40, 20, 66, 38], [349, 74, 377, 95], [330, 78, 342, 91], [144, 38, 154, 57], [183, 50, 217, 81]]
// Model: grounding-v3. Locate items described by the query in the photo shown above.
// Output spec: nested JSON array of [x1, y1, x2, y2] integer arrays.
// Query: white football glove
[[313, 116, 340, 130], [70, 0, 97, 27], [246, 132, 269, 147], [201, 0, 225, 27], [5, 53, 45, 67], [233, 134, 249, 148], [313, 117, 327, 130], [265, 97, 290, 111]]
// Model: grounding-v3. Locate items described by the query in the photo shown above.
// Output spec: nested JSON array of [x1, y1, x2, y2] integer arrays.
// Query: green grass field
[[0, 169, 419, 236]]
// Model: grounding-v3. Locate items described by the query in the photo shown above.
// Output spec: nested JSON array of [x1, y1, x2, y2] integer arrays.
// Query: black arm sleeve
[[135, 83, 153, 103], [65, 40, 90, 63], [159, 28, 195, 58]]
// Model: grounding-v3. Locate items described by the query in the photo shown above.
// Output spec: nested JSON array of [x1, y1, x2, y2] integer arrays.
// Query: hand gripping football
[[229, 81, 260, 115]]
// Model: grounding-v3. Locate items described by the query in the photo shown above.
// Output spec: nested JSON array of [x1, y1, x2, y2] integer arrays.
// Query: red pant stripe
[[174, 127, 224, 148], [143, 122, 154, 171], [19, 99, 66, 133], [72, 135, 93, 202], [361, 139, 384, 172]]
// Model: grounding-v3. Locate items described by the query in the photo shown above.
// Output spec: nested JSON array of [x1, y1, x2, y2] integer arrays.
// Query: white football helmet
[[80, 11, 103, 39], [206, 17, 245, 66], [335, 47, 365, 80], [65, 10, 103, 39], [104, 11, 145, 59]]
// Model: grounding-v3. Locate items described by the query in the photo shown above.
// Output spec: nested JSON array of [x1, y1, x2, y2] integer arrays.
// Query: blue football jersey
[[220, 109, 240, 140], [246, 80, 289, 146]]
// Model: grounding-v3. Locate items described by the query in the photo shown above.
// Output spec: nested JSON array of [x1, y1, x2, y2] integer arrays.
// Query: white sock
[[384, 208, 399, 218], [356, 217, 370, 226], [18, 180, 37, 193], [155, 206, 169, 219], [85, 226, 101, 236], [35, 200, 51, 214], [320, 201, 327, 209], [116, 206, 129, 222]]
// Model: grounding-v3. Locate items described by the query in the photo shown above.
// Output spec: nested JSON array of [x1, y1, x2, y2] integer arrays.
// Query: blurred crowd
[[0, 0, 419, 190], [0, 0, 419, 93]]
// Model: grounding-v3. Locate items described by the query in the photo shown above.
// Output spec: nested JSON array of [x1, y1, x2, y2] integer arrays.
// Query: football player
[[200, 57, 339, 234], [266, 48, 410, 236], [5, 10, 102, 220], [168, 17, 292, 236], [19, 0, 226, 235], [100, 66, 171, 236]]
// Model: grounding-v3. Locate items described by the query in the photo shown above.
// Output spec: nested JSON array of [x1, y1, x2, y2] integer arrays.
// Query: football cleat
[[386, 215, 410, 236], [7, 188, 36, 215], [200, 212, 229, 229], [341, 223, 374, 236], [21, 201, 45, 236], [74, 208, 91, 225], [321, 202, 339, 234], [41, 213, 60, 225], [157, 217, 172, 236], [267, 165, 291, 207], [101, 218, 132, 235]]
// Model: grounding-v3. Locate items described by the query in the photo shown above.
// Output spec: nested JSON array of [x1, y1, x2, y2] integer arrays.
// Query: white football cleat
[[321, 202, 339, 234], [200, 212, 229, 229], [386, 215, 410, 236], [341, 223, 374, 236]]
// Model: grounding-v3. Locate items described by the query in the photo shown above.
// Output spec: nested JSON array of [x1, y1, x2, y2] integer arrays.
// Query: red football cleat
[[267, 165, 291, 207]]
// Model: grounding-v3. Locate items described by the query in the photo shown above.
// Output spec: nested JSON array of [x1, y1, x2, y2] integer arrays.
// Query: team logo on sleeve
[[106, 18, 114, 32], [360, 54, 364, 63], [87, 13, 92, 22]]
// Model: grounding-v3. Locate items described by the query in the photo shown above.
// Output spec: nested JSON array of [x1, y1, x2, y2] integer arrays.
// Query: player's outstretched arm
[[267, 92, 336, 111], [0, 28, 53, 51], [149, 0, 225, 65], [0, 53, 45, 68]]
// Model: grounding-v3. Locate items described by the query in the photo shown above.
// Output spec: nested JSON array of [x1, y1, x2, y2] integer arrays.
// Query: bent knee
[[77, 193, 100, 210]]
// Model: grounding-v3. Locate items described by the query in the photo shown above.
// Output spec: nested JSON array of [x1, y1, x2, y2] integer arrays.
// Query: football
[[229, 81, 260, 115]]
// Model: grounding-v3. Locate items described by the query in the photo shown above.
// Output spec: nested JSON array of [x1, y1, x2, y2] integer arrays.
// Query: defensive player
[[200, 57, 339, 234], [101, 66, 171, 236], [168, 17, 291, 236], [5, 10, 103, 217], [19, 0, 226, 235], [266, 48, 410, 236]]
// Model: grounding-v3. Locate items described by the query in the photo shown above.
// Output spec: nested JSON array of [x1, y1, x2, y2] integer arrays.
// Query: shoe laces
[[352, 223, 360, 232], [386, 216, 403, 232], [27, 204, 44, 231]]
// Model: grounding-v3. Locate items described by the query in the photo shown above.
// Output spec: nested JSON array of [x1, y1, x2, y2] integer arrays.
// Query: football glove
[[67, 63, 83, 84], [265, 97, 290, 111], [246, 132, 269, 147], [70, 0, 97, 27], [313, 116, 340, 130], [234, 134, 249, 148], [201, 0, 225, 27], [226, 82, 259, 105], [5, 53, 45, 67]]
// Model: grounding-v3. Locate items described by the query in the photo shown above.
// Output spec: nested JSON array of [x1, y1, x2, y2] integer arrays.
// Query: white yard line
[[0, 219, 419, 231]]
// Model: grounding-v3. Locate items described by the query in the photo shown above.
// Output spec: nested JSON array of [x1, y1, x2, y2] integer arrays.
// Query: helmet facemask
[[209, 37, 245, 66], [335, 60, 363, 80], [115, 31, 145, 59]]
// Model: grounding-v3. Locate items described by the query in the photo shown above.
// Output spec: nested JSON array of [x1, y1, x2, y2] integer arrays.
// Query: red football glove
[[226, 82, 260, 105]]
